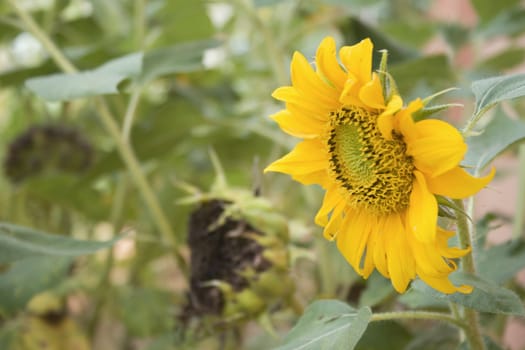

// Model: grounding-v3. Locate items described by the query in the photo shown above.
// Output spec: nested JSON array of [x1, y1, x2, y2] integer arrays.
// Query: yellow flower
[[265, 37, 495, 294]]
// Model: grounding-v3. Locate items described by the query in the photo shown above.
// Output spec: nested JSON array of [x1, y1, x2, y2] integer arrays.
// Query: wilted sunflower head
[[265, 36, 495, 294]]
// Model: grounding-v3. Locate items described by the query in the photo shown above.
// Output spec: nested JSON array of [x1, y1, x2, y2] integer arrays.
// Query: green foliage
[[115, 287, 174, 337], [275, 300, 371, 350], [471, 0, 520, 23], [0, 257, 71, 316], [1, 0, 525, 348], [412, 273, 525, 316], [0, 223, 121, 264], [355, 321, 411, 350], [471, 73, 525, 121], [465, 110, 525, 170], [26, 53, 142, 101], [478, 240, 525, 284]]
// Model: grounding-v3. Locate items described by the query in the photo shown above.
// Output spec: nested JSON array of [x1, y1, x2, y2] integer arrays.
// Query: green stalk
[[371, 311, 466, 328], [232, 0, 288, 86], [453, 199, 486, 350], [512, 143, 525, 240], [9, 0, 188, 276], [8, 0, 76, 74]]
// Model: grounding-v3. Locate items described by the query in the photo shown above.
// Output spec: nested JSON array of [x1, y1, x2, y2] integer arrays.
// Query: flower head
[[265, 37, 495, 294]]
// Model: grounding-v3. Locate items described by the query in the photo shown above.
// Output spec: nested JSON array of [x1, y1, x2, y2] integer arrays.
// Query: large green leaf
[[358, 272, 394, 308], [139, 39, 221, 83], [471, 73, 525, 120], [339, 17, 417, 66], [356, 321, 411, 350], [479, 8, 525, 38], [275, 300, 371, 350], [25, 39, 221, 101], [412, 272, 525, 316], [25, 53, 142, 101], [0, 256, 72, 316], [0, 223, 121, 264], [478, 240, 525, 284], [458, 336, 505, 350], [464, 111, 525, 170], [389, 55, 456, 97], [115, 286, 174, 337], [475, 48, 525, 73], [471, 0, 520, 23]]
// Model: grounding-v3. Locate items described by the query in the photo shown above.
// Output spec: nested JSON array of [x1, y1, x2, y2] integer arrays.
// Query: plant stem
[[371, 311, 466, 328], [513, 143, 525, 240], [232, 0, 288, 86], [96, 99, 188, 274], [8, 0, 76, 74], [9, 0, 188, 276], [453, 199, 486, 350], [122, 88, 142, 142]]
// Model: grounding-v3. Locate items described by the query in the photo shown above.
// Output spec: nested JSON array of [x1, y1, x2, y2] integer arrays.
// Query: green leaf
[[471, 73, 525, 119], [115, 287, 174, 337], [476, 48, 525, 73], [140, 39, 221, 83], [339, 17, 417, 66], [405, 324, 458, 350], [275, 300, 371, 350], [479, 8, 525, 38], [458, 336, 505, 350], [156, 0, 214, 45], [389, 55, 456, 97], [478, 240, 525, 284], [356, 321, 411, 350], [471, 0, 520, 23], [25, 53, 143, 101], [412, 272, 525, 316], [0, 256, 72, 316], [464, 111, 525, 170], [398, 288, 448, 310], [358, 272, 394, 308], [0, 223, 121, 264]]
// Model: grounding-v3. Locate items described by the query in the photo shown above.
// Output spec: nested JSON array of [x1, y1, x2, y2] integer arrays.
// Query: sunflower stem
[[371, 311, 466, 328], [453, 199, 486, 350], [10, 1, 188, 277], [512, 143, 525, 240], [8, 0, 76, 74], [231, 0, 288, 86]]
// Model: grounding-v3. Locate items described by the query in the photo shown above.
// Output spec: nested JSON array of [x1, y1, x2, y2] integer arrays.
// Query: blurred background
[[1, 0, 525, 349]]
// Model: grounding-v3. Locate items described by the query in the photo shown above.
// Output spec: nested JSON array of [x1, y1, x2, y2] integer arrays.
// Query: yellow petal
[[264, 139, 327, 184], [417, 271, 473, 294], [339, 38, 373, 84], [339, 75, 366, 107], [336, 209, 372, 274], [377, 114, 395, 140], [408, 171, 438, 243], [358, 73, 385, 109], [322, 200, 346, 240], [385, 214, 416, 293], [426, 166, 495, 199], [293, 170, 330, 186], [273, 87, 332, 120], [408, 119, 467, 177], [377, 95, 403, 140], [271, 110, 325, 138], [315, 36, 347, 90], [395, 98, 424, 142], [371, 218, 389, 278], [291, 51, 340, 107], [436, 228, 470, 259], [315, 183, 344, 227]]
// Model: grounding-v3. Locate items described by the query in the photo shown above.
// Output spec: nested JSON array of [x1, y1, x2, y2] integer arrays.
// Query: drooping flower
[[265, 37, 495, 294]]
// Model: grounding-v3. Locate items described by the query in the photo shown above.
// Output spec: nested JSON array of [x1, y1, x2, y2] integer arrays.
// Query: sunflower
[[265, 37, 495, 294]]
